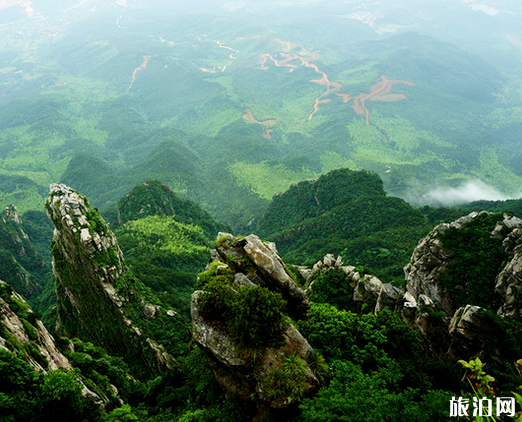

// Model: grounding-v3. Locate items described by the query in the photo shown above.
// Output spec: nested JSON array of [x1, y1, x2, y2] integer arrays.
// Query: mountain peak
[[46, 183, 173, 377]]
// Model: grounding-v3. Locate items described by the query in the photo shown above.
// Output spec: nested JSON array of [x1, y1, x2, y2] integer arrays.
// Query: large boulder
[[192, 234, 320, 412], [214, 233, 310, 320]]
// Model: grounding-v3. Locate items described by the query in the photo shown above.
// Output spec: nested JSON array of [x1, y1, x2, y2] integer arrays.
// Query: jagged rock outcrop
[[46, 183, 173, 376], [402, 211, 522, 362], [214, 233, 310, 320], [0, 280, 72, 371], [192, 233, 320, 412], [495, 225, 522, 319], [404, 212, 487, 316], [305, 254, 403, 314], [0, 279, 118, 407]]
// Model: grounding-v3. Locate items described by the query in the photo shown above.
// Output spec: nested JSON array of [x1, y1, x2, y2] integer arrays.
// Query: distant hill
[[257, 168, 464, 283], [114, 180, 229, 311]]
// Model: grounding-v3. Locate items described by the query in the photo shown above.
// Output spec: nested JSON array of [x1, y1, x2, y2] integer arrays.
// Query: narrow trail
[[351, 76, 415, 125], [242, 109, 277, 139], [126, 55, 151, 93]]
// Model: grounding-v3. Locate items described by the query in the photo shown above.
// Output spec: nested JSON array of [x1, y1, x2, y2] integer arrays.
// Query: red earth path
[[251, 37, 415, 124], [127, 55, 151, 93], [242, 109, 277, 139]]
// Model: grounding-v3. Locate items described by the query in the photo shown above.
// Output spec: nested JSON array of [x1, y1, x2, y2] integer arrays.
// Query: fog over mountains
[[0, 0, 521, 221]]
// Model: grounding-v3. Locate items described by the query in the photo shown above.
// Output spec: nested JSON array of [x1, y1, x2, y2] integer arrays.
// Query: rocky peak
[[46, 183, 173, 377], [2, 204, 23, 226], [404, 211, 506, 316], [47, 183, 124, 285], [192, 233, 320, 413], [214, 233, 310, 319], [402, 211, 522, 362]]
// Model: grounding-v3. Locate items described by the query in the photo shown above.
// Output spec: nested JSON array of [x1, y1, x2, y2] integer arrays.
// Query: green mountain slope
[[114, 180, 229, 311], [257, 168, 464, 282], [1, 5, 522, 228]]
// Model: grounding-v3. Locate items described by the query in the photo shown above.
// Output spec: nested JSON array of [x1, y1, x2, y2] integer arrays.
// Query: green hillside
[[257, 168, 465, 283], [0, 4, 521, 231]]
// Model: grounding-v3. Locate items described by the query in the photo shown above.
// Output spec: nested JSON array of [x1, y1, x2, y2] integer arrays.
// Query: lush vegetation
[[1, 2, 522, 232], [256, 168, 468, 284], [1, 2, 522, 419], [113, 180, 229, 313], [438, 212, 507, 312], [197, 263, 289, 352]]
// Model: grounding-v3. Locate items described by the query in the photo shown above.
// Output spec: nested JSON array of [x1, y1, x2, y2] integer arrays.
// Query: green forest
[[1, 0, 522, 420]]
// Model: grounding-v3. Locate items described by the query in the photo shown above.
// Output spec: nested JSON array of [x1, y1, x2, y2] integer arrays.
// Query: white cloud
[[422, 180, 519, 206]]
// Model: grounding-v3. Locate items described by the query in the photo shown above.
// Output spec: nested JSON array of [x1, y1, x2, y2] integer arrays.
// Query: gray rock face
[[192, 234, 320, 410], [304, 253, 403, 314], [375, 283, 402, 313], [192, 288, 319, 409], [495, 227, 522, 319], [353, 275, 383, 305], [46, 183, 173, 376], [404, 211, 492, 317], [215, 233, 310, 319], [402, 212, 522, 362], [0, 280, 72, 371]]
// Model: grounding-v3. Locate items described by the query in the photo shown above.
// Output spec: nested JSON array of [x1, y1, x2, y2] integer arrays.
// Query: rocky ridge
[[304, 253, 402, 314], [401, 212, 522, 361], [46, 183, 173, 376], [0, 280, 71, 372], [298, 211, 522, 364]]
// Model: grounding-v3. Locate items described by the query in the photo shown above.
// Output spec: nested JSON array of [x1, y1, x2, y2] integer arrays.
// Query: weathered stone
[[0, 281, 72, 372], [401, 211, 522, 363], [233, 273, 256, 289], [191, 291, 319, 409], [46, 183, 173, 376], [404, 212, 492, 317], [375, 283, 403, 313], [143, 305, 157, 319], [491, 215, 522, 240], [334, 255, 343, 268], [216, 234, 309, 320], [323, 254, 335, 267], [297, 266, 312, 283], [353, 275, 382, 304], [191, 291, 248, 369], [192, 235, 320, 413], [495, 234, 522, 319]]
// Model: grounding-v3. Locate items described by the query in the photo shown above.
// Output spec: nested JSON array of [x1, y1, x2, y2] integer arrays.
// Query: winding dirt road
[[229, 35, 415, 130], [351, 76, 415, 125], [126, 55, 150, 93], [242, 109, 277, 139], [256, 44, 414, 124]]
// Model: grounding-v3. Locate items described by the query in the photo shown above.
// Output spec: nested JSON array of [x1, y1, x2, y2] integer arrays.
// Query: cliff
[[0, 280, 71, 371], [402, 211, 522, 363], [45, 183, 173, 377]]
